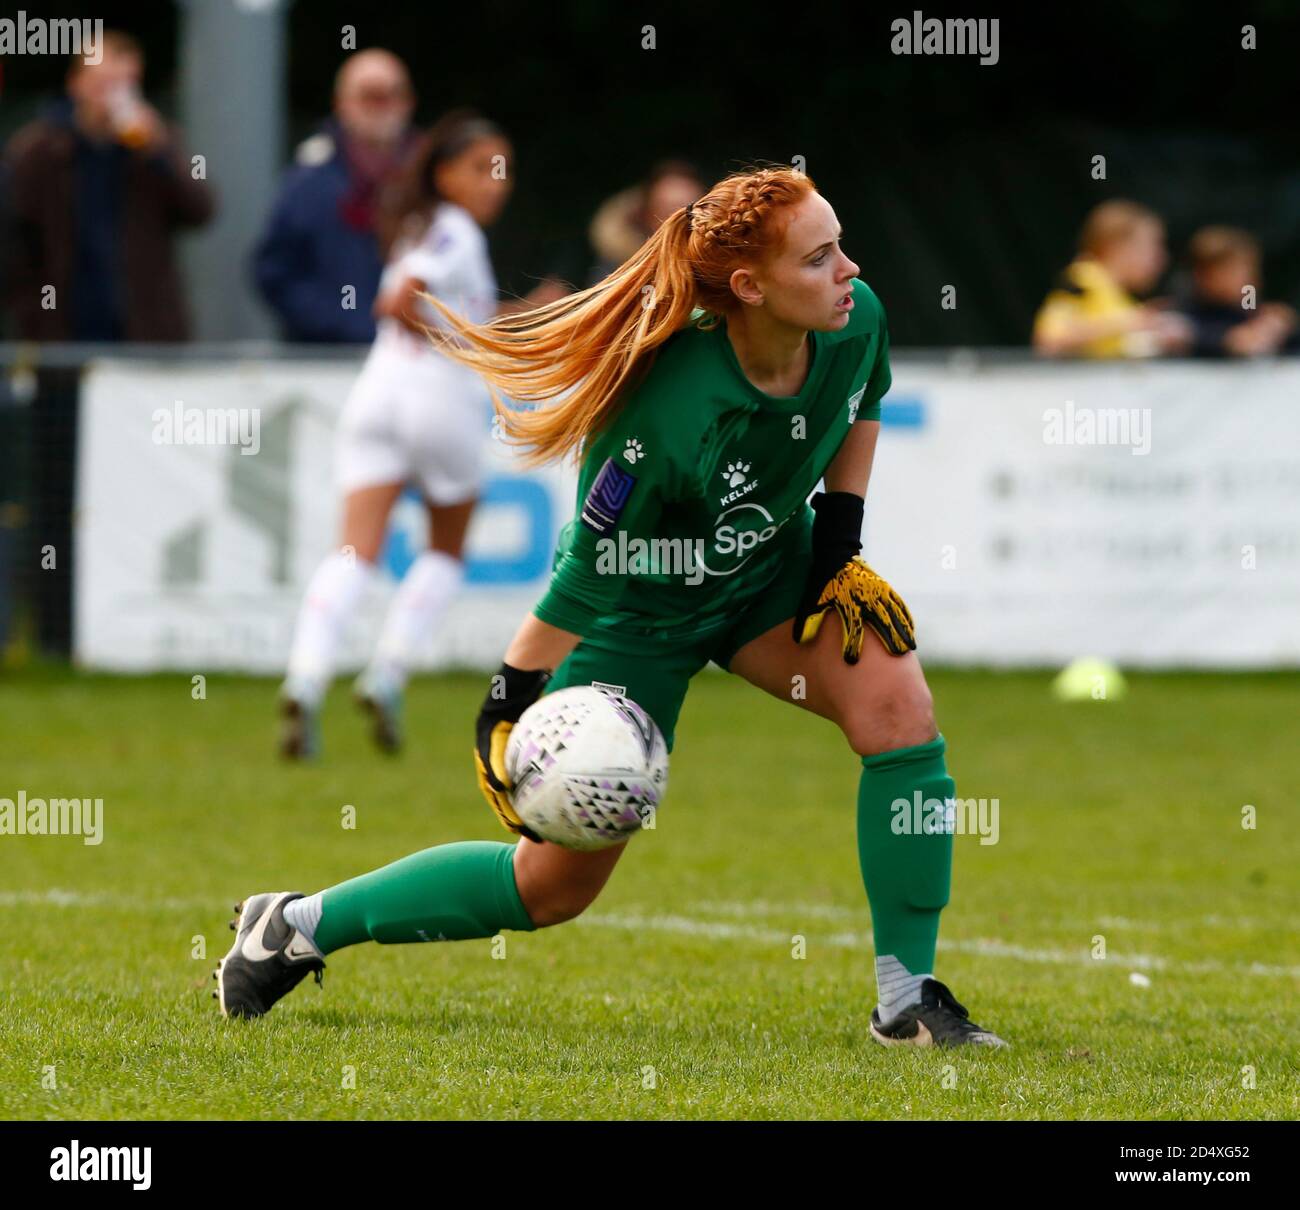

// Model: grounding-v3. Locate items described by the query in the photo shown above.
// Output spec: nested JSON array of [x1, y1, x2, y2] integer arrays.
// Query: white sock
[[875, 955, 929, 1025], [366, 550, 464, 690], [284, 550, 375, 705], [284, 892, 323, 946]]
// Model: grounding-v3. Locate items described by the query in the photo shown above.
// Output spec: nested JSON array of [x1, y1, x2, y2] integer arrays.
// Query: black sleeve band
[[479, 662, 552, 725], [810, 491, 864, 561]]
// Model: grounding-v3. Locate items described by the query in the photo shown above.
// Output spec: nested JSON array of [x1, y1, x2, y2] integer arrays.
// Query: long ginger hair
[[423, 165, 817, 467]]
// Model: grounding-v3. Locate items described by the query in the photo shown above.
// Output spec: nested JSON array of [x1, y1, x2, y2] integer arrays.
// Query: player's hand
[[374, 275, 431, 346], [1259, 301, 1297, 329], [792, 491, 916, 661], [797, 556, 916, 660], [1151, 310, 1193, 354], [474, 662, 551, 842]]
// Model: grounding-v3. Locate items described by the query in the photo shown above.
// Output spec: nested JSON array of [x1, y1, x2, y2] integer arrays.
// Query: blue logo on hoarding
[[881, 396, 926, 428], [380, 477, 554, 584]]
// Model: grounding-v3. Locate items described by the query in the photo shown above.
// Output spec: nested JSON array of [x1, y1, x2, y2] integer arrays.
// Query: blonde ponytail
[[423, 165, 817, 467]]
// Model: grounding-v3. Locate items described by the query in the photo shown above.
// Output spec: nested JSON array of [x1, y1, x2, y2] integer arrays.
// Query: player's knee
[[842, 673, 936, 757], [522, 884, 601, 929], [513, 835, 625, 928]]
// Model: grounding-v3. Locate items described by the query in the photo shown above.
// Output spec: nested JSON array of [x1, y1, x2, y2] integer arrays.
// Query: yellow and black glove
[[792, 491, 916, 662], [474, 662, 551, 841]]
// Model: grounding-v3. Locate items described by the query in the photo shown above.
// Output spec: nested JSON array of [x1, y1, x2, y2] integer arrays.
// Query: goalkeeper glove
[[474, 662, 551, 842], [792, 491, 916, 661]]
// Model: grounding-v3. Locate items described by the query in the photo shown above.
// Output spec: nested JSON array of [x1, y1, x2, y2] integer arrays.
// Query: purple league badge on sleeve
[[580, 458, 637, 535]]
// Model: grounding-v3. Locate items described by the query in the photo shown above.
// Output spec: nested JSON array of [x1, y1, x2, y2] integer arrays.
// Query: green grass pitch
[[1, 665, 1296, 1119]]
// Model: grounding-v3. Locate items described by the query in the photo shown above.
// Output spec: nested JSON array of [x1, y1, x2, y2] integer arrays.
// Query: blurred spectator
[[587, 159, 704, 282], [0, 158, 12, 334], [1179, 226, 1298, 357], [1032, 200, 1188, 358], [2, 30, 215, 342], [253, 49, 417, 344]]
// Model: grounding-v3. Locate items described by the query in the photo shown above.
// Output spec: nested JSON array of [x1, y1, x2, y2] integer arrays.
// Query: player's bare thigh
[[340, 482, 405, 562], [512, 835, 628, 928], [727, 613, 937, 756], [426, 496, 477, 560]]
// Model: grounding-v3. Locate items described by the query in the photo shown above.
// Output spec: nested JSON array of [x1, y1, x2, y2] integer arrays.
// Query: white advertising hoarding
[[864, 360, 1300, 667], [76, 360, 577, 672], [75, 358, 1300, 671]]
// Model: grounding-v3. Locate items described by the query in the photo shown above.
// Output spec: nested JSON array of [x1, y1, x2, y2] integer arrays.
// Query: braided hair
[[680, 166, 815, 325]]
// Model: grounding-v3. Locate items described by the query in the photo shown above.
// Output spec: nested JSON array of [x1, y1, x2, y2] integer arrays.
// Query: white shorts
[[335, 344, 493, 504]]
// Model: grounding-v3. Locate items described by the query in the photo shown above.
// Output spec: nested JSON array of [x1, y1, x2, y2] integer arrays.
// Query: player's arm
[[504, 612, 582, 671], [380, 214, 476, 335], [473, 456, 668, 838], [824, 413, 879, 496], [373, 274, 429, 338], [531, 400, 681, 635], [793, 304, 914, 661], [475, 392, 683, 837], [474, 614, 583, 842], [1032, 298, 1147, 356]]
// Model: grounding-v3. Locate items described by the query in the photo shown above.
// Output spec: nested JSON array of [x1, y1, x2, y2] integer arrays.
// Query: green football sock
[[306, 840, 537, 954], [857, 734, 955, 986]]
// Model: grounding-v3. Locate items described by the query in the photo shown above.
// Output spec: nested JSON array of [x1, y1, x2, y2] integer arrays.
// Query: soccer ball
[[504, 686, 669, 851]]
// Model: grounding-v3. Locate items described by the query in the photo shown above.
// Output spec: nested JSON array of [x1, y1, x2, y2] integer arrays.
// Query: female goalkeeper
[[217, 165, 1007, 1049]]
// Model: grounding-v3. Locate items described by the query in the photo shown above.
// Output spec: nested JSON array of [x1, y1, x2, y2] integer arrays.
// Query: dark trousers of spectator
[[26, 368, 79, 658]]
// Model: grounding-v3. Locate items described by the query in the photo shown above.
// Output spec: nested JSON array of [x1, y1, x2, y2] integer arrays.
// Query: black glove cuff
[[479, 662, 552, 725], [810, 491, 864, 564]]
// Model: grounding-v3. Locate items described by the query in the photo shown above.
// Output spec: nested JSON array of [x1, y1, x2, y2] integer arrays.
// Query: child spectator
[[1181, 226, 1298, 357], [1033, 200, 1188, 358]]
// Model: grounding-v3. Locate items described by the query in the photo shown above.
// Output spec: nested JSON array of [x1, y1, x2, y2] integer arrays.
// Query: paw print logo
[[722, 460, 750, 488], [623, 438, 644, 464]]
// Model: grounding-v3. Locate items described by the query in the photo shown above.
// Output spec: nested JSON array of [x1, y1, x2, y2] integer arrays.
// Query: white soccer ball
[[504, 686, 669, 851]]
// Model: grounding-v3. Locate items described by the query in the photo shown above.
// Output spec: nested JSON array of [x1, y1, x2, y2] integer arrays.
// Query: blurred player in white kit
[[279, 108, 563, 758]]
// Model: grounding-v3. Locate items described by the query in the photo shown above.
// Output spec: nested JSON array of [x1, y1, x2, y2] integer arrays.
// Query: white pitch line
[[0, 888, 216, 911], [689, 899, 865, 922], [5, 888, 1297, 979], [695, 900, 1275, 933], [578, 911, 1300, 980], [1097, 913, 1269, 932]]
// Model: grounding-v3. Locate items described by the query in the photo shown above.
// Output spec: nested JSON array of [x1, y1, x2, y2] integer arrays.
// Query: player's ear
[[728, 266, 765, 308]]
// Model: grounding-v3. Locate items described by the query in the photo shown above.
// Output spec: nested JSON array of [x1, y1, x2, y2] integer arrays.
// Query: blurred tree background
[[3, 0, 1298, 345]]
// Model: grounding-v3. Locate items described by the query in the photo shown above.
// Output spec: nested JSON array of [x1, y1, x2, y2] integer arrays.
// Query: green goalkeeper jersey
[[533, 277, 891, 640]]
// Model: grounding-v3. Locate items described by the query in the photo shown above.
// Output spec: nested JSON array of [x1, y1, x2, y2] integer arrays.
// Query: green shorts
[[543, 524, 813, 753]]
